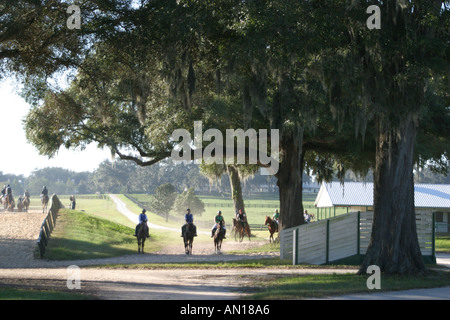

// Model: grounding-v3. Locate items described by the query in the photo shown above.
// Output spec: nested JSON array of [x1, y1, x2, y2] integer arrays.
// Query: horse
[[213, 221, 225, 254], [22, 196, 30, 212], [3, 194, 15, 212], [17, 198, 24, 212], [264, 216, 278, 243], [231, 218, 251, 242], [1, 196, 6, 210], [183, 223, 194, 255], [136, 222, 149, 253], [41, 195, 49, 213]]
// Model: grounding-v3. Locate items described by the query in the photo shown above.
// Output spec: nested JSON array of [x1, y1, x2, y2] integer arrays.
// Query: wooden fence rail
[[280, 210, 435, 265], [36, 194, 64, 258]]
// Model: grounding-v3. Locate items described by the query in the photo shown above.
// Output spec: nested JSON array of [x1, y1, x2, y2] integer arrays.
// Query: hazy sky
[[0, 79, 112, 177]]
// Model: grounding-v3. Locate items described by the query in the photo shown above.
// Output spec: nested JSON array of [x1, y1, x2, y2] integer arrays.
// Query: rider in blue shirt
[[181, 208, 197, 237], [134, 209, 149, 238]]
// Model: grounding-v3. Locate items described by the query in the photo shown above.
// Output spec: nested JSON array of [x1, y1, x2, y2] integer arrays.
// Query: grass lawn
[[43, 209, 139, 260], [0, 287, 96, 300], [436, 234, 450, 253], [245, 269, 450, 299]]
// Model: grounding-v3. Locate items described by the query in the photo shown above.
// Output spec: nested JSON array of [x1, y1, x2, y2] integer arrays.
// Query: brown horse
[[1, 196, 6, 210], [264, 216, 278, 243], [23, 196, 30, 212], [213, 221, 225, 254], [137, 222, 149, 253], [41, 195, 49, 213], [183, 223, 194, 255], [231, 218, 251, 242], [3, 194, 15, 212], [17, 198, 24, 212]]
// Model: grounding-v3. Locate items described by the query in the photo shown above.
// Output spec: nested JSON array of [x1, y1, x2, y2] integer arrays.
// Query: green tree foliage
[[150, 183, 177, 222], [173, 187, 205, 217]]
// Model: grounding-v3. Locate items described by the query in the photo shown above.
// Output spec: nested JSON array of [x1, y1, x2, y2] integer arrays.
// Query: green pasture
[[246, 269, 450, 299], [436, 235, 450, 253], [43, 193, 450, 260]]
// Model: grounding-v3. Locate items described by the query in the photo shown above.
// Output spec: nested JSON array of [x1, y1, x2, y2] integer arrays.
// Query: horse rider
[[134, 209, 150, 238], [70, 195, 76, 209], [211, 210, 226, 238], [5, 184, 12, 201], [273, 209, 280, 231], [181, 208, 197, 237], [24, 189, 30, 198], [1, 185, 6, 200], [41, 186, 48, 199], [304, 209, 314, 223], [236, 209, 248, 229]]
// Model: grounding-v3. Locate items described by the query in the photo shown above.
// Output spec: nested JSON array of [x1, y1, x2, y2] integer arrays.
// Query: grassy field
[[0, 287, 96, 300], [47, 195, 450, 259], [245, 269, 450, 299], [436, 234, 450, 252]]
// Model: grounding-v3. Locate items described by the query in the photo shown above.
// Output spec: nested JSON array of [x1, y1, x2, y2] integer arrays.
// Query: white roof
[[314, 182, 450, 209]]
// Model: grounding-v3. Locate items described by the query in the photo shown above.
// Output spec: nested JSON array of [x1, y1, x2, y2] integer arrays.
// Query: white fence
[[280, 210, 435, 265]]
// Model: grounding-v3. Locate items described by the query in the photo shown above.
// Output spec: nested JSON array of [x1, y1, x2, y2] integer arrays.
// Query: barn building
[[314, 182, 450, 232]]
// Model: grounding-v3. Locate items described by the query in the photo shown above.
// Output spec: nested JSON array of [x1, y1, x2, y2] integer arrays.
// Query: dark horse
[[231, 218, 251, 242], [41, 195, 49, 213], [183, 223, 194, 255], [214, 221, 225, 254], [137, 222, 149, 253], [264, 216, 278, 243]]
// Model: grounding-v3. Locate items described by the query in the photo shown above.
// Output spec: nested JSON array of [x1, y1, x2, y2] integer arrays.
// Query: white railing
[[280, 210, 434, 265]]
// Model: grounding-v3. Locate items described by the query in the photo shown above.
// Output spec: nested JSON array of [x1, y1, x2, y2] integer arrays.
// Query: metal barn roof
[[314, 182, 450, 209]]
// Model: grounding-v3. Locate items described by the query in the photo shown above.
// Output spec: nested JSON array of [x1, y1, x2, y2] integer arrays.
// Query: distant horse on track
[[214, 221, 225, 254], [22, 196, 30, 212], [264, 216, 278, 244], [3, 194, 15, 212], [41, 195, 49, 213], [137, 222, 149, 253]]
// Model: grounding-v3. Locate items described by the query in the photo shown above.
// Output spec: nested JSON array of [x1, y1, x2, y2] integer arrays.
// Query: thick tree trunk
[[277, 130, 305, 231], [359, 115, 425, 275], [227, 165, 245, 216]]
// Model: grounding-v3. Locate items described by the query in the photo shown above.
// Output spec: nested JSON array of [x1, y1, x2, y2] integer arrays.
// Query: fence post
[[357, 211, 361, 256], [432, 212, 436, 263], [326, 219, 330, 264], [292, 228, 298, 266]]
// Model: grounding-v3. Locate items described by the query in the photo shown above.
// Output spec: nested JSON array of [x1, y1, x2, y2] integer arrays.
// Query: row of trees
[[0, 160, 282, 196], [2, 1, 449, 274], [2, 162, 446, 198], [0, 168, 90, 196]]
